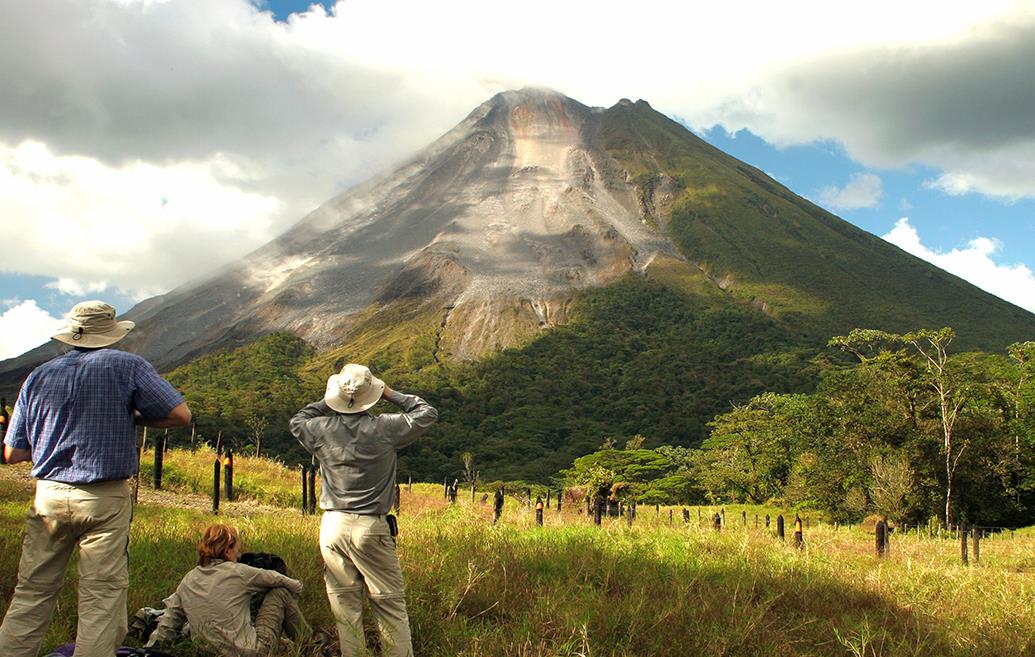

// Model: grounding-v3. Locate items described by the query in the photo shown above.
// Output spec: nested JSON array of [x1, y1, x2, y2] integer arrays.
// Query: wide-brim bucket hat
[[325, 363, 385, 413], [52, 300, 135, 348]]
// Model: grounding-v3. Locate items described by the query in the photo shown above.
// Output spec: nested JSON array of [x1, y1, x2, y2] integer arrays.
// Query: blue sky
[[2, 0, 1034, 359]]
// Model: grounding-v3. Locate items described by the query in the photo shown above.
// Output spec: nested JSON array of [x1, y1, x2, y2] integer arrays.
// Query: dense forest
[[153, 274, 1034, 528], [157, 274, 820, 479], [562, 330, 1035, 528]]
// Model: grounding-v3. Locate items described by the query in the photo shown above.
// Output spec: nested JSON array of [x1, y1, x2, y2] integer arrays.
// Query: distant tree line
[[562, 328, 1035, 528]]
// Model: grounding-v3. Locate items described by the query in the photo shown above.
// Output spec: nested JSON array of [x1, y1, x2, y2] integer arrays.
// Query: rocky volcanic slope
[[3, 88, 1034, 395]]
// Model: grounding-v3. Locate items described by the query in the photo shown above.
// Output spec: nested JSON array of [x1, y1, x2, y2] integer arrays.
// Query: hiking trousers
[[0, 479, 132, 657], [319, 512, 413, 657], [252, 587, 308, 657]]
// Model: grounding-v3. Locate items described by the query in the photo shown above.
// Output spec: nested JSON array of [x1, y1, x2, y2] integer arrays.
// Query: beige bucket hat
[[325, 363, 385, 413], [52, 300, 135, 348]]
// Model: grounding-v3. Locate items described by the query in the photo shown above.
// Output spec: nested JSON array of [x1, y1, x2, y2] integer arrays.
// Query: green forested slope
[[597, 100, 1035, 350], [160, 261, 819, 482]]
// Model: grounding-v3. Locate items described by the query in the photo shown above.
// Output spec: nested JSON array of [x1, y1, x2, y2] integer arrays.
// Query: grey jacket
[[290, 389, 438, 514], [146, 559, 302, 656]]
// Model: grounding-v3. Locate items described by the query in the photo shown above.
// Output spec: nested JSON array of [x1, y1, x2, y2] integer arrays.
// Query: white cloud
[[0, 300, 65, 360], [818, 173, 883, 211], [44, 278, 110, 297], [0, 140, 281, 296], [1, 0, 1034, 299], [882, 218, 1035, 312]]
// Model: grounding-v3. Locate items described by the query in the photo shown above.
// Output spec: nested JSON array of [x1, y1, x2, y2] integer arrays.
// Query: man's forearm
[[3, 444, 31, 464], [135, 402, 192, 428]]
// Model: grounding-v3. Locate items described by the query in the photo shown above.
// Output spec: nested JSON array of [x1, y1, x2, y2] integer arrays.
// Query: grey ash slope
[[2, 88, 1033, 393]]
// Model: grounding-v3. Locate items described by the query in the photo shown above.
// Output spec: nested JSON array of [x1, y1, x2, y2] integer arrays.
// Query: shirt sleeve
[[290, 401, 333, 456], [146, 589, 187, 647], [3, 378, 31, 451], [373, 390, 438, 449], [132, 357, 185, 421], [240, 564, 303, 597]]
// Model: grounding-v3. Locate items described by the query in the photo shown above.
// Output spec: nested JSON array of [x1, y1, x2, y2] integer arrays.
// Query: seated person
[[146, 524, 310, 657]]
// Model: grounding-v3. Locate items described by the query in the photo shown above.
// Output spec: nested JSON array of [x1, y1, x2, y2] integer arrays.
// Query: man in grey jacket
[[290, 364, 437, 657]]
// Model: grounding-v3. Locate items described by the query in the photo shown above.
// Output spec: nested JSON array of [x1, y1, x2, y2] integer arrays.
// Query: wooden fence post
[[301, 467, 308, 515], [682, 508, 690, 523], [972, 527, 980, 564], [408, 474, 412, 492], [212, 456, 221, 515], [557, 490, 562, 513], [224, 450, 234, 502], [594, 499, 603, 526], [308, 467, 317, 514], [766, 514, 770, 528], [669, 509, 673, 524], [875, 520, 887, 557], [395, 484, 401, 514], [712, 513, 721, 531], [960, 523, 968, 565], [777, 515, 784, 541], [546, 490, 551, 509]]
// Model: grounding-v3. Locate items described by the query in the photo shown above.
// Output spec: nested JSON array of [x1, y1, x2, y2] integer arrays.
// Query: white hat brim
[[325, 373, 385, 413], [52, 320, 135, 348]]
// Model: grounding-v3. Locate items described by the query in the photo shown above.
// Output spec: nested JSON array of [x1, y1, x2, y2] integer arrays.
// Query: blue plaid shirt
[[4, 348, 184, 484]]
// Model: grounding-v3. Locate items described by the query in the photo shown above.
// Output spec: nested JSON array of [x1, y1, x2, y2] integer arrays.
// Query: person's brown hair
[[197, 524, 240, 566]]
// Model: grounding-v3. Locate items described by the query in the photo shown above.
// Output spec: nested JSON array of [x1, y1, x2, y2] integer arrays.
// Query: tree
[[902, 328, 966, 526], [831, 327, 975, 526], [624, 434, 646, 450], [692, 393, 805, 503], [868, 453, 914, 524], [462, 451, 477, 485], [245, 414, 268, 457]]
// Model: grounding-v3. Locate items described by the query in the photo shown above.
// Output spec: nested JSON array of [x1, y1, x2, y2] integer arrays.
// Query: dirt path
[[0, 463, 282, 516]]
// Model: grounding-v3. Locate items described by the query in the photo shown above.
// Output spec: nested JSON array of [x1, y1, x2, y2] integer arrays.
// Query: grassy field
[[1, 454, 1033, 657]]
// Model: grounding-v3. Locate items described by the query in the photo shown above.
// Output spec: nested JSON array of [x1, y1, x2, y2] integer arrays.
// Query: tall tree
[[832, 328, 973, 526]]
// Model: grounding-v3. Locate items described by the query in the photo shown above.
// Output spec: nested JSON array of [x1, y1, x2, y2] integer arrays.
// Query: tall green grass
[[1, 464, 1032, 656]]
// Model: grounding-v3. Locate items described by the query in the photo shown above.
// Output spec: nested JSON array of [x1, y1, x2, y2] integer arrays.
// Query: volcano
[[3, 88, 1033, 400]]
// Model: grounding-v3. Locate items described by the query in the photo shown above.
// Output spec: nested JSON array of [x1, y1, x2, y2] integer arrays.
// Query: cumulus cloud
[[44, 279, 110, 297], [883, 218, 1035, 312], [703, 14, 1035, 201], [0, 141, 282, 297], [0, 300, 65, 361], [818, 173, 883, 211]]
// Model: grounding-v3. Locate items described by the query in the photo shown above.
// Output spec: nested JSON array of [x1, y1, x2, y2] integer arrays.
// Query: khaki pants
[[320, 512, 413, 657], [253, 587, 308, 657], [0, 479, 132, 657]]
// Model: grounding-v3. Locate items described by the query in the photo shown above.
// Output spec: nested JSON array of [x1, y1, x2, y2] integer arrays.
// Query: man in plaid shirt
[[0, 300, 191, 657]]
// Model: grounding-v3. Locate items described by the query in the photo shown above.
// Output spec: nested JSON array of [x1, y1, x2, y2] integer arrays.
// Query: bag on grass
[[239, 551, 288, 575], [45, 645, 177, 657]]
